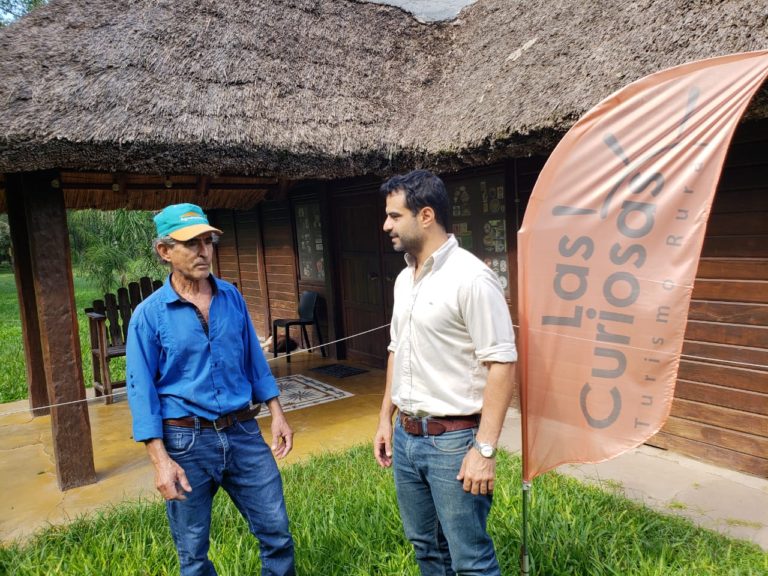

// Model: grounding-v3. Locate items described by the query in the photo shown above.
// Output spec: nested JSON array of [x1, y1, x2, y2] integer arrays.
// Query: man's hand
[[373, 419, 393, 468], [375, 353, 397, 468], [266, 398, 293, 459], [146, 439, 192, 501], [154, 457, 192, 501], [270, 415, 293, 459], [456, 361, 514, 495], [457, 447, 496, 495]]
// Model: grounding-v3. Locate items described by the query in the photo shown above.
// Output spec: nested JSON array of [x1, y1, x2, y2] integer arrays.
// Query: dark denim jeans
[[163, 418, 295, 576], [393, 419, 500, 576]]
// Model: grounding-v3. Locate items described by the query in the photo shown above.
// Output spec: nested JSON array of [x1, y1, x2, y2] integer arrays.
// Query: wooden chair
[[272, 290, 327, 363], [84, 276, 163, 404]]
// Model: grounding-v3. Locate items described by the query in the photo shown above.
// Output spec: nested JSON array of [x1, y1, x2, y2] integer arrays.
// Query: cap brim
[[169, 224, 224, 241]]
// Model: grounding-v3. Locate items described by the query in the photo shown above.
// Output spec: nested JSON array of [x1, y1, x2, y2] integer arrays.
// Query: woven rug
[[310, 363, 370, 378], [263, 374, 353, 414]]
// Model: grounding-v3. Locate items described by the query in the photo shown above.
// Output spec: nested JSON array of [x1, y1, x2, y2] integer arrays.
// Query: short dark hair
[[380, 169, 450, 230]]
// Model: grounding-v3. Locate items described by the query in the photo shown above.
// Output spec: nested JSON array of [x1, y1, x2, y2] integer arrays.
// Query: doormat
[[262, 374, 354, 415], [311, 364, 370, 379]]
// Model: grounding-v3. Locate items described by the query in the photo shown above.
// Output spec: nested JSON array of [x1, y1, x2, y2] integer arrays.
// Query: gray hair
[[152, 236, 176, 264], [152, 233, 220, 263]]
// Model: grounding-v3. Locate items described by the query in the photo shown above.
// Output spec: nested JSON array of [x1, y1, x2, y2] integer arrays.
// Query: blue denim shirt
[[126, 274, 279, 442]]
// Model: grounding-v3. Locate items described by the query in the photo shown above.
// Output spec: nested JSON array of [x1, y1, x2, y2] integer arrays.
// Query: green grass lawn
[[0, 266, 109, 403], [1, 447, 766, 575]]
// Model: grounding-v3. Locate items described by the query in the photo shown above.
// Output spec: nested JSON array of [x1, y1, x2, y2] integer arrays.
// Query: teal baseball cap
[[154, 203, 223, 241]]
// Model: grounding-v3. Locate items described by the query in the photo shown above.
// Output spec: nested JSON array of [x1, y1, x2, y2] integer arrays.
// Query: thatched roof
[[1, 0, 766, 183]]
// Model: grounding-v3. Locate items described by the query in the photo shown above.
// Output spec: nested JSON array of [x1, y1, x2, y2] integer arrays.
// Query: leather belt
[[164, 405, 260, 431], [399, 413, 480, 436]]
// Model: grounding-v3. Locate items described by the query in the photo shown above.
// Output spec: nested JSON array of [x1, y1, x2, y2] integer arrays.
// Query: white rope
[[0, 390, 130, 417], [1, 321, 766, 418], [276, 323, 390, 358], [0, 323, 392, 418]]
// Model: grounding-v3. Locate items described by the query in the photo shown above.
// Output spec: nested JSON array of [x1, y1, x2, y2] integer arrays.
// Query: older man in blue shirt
[[127, 203, 295, 576]]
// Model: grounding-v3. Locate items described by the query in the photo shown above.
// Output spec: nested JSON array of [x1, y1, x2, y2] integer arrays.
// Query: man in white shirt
[[373, 169, 517, 576]]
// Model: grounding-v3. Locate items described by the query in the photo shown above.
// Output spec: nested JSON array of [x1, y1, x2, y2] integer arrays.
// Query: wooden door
[[334, 190, 402, 368]]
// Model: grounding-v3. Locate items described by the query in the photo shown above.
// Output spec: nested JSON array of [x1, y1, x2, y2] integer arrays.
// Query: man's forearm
[[477, 362, 516, 445], [379, 351, 397, 422], [374, 351, 397, 468], [266, 396, 285, 418], [145, 438, 171, 466]]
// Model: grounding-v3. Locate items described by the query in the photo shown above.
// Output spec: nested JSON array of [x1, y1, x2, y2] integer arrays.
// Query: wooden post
[[7, 171, 97, 490], [6, 178, 49, 415]]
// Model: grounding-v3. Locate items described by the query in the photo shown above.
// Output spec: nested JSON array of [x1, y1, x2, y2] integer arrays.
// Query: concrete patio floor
[[1, 352, 766, 552], [0, 353, 385, 544]]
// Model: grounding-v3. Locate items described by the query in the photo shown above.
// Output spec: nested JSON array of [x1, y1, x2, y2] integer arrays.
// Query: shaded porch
[[0, 353, 385, 543]]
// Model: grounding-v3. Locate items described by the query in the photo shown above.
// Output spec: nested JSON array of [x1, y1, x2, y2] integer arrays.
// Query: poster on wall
[[448, 173, 509, 295], [295, 202, 326, 282]]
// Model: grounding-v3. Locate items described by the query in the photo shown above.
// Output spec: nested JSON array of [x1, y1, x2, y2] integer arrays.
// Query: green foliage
[[0, 209, 162, 402], [67, 209, 165, 294], [0, 268, 103, 403], [0, 0, 46, 25], [0, 448, 766, 575], [0, 266, 26, 402], [0, 215, 10, 265]]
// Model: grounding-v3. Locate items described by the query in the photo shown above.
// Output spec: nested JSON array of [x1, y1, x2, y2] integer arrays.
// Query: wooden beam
[[255, 208, 272, 337], [670, 398, 767, 437], [648, 431, 767, 478], [679, 359, 768, 394], [6, 176, 49, 415], [15, 171, 97, 490], [688, 300, 768, 325]]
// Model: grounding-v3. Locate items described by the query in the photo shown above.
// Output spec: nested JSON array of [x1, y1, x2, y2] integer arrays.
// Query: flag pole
[[520, 480, 531, 575]]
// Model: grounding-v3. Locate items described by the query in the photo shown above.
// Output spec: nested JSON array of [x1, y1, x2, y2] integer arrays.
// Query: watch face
[[475, 441, 495, 458]]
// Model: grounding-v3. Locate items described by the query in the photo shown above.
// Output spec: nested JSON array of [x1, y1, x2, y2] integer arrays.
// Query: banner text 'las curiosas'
[[518, 51, 768, 482]]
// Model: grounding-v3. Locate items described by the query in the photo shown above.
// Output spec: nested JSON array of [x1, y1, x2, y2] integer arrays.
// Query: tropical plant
[[0, 0, 46, 25], [0, 215, 10, 265], [67, 209, 164, 294]]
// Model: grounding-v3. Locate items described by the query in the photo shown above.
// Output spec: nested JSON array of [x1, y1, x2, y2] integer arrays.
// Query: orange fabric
[[518, 51, 768, 482]]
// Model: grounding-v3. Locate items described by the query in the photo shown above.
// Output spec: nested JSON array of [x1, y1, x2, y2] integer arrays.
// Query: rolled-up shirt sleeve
[[126, 310, 164, 442], [461, 269, 517, 364], [239, 294, 280, 402], [387, 268, 409, 354]]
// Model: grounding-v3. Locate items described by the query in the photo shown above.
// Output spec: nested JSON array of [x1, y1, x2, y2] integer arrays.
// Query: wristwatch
[[473, 440, 497, 458]]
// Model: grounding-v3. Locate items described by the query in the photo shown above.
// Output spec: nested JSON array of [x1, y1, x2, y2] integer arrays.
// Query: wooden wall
[[214, 196, 331, 354], [235, 210, 270, 337], [213, 210, 241, 288], [647, 120, 768, 478], [260, 201, 299, 339], [212, 208, 270, 338]]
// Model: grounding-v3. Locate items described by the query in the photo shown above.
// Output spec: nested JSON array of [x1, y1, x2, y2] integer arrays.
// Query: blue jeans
[[393, 419, 500, 576], [163, 418, 295, 576]]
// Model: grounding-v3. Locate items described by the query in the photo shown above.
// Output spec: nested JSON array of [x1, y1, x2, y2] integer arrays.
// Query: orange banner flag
[[518, 51, 768, 482]]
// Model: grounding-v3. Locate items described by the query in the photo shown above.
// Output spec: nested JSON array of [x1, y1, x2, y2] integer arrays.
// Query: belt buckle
[[213, 414, 231, 431]]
